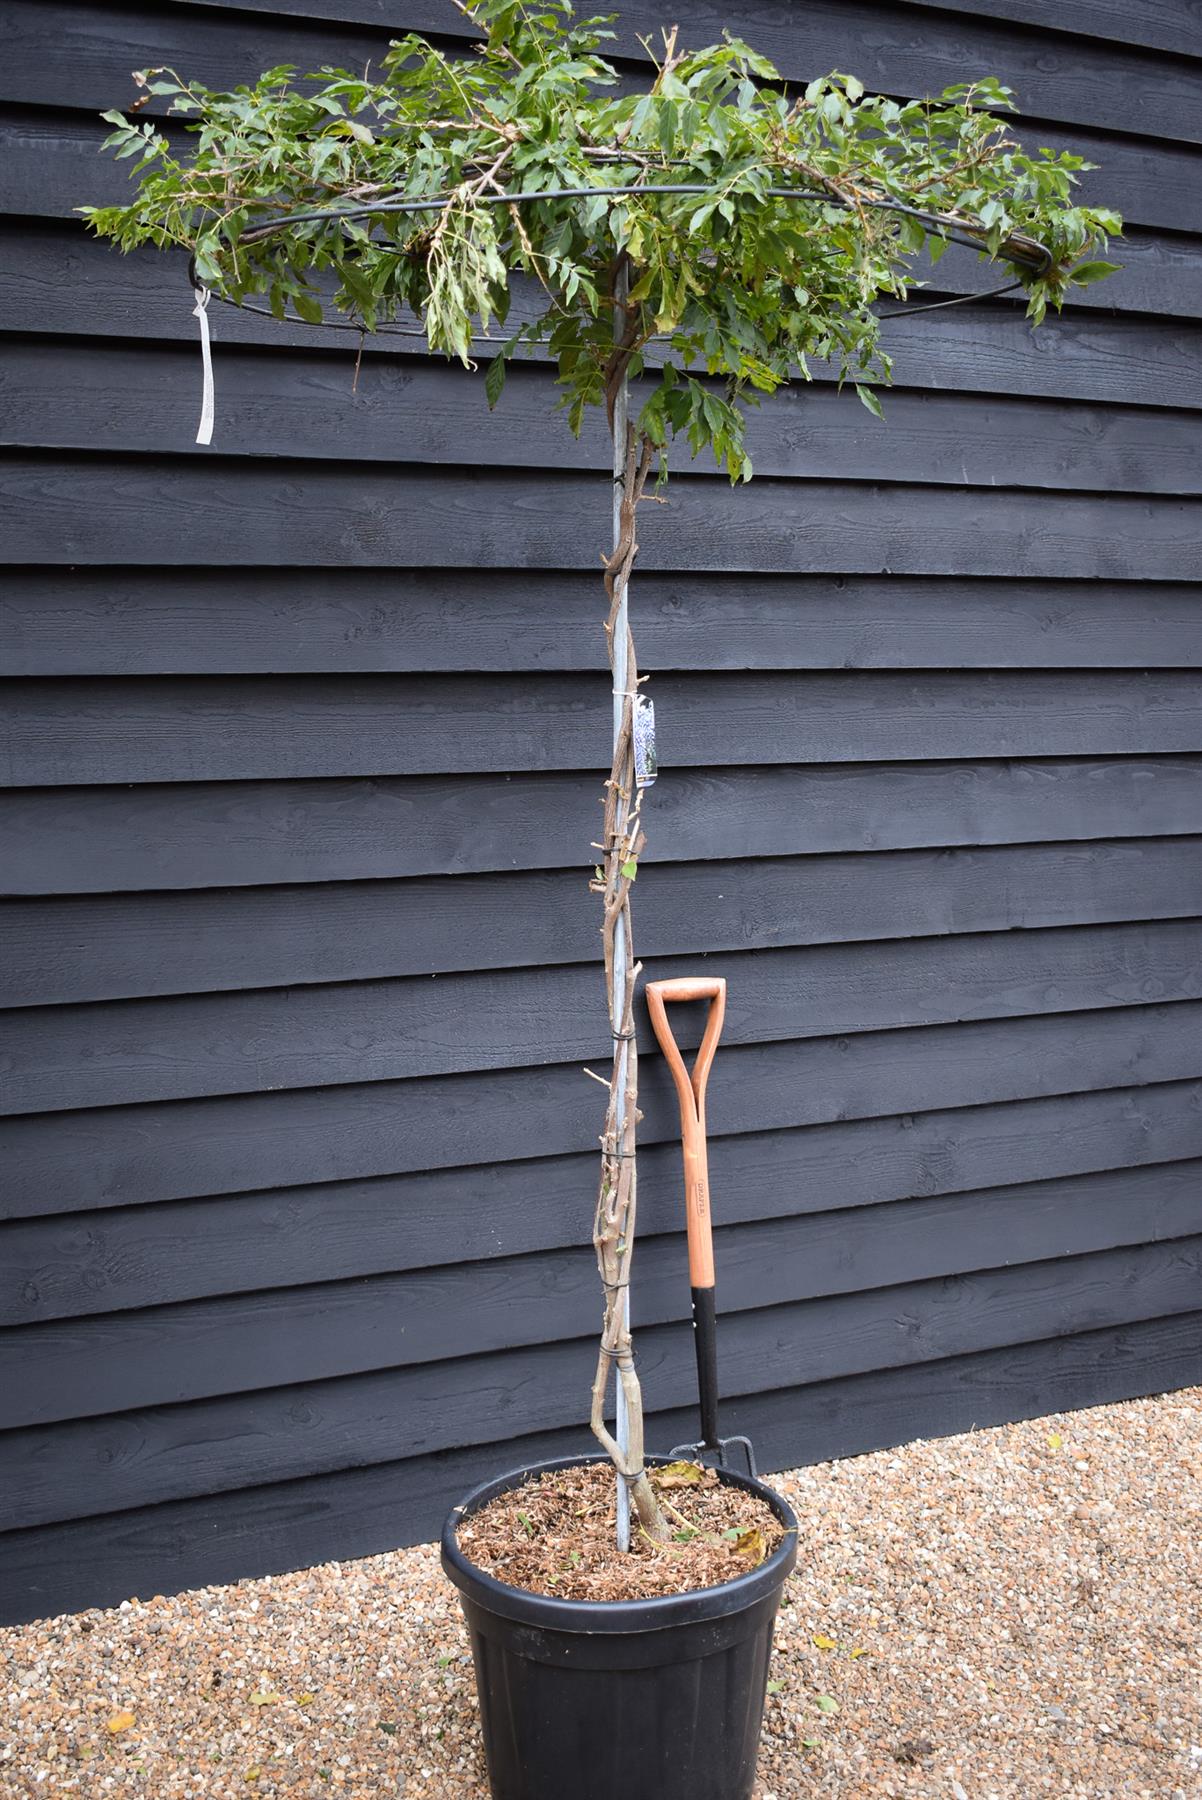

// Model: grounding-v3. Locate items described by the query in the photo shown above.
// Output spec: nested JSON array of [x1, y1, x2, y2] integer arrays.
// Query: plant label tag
[[634, 695, 657, 787]]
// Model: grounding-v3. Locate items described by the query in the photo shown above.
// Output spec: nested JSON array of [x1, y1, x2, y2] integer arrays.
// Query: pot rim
[[440, 1452, 799, 1636]]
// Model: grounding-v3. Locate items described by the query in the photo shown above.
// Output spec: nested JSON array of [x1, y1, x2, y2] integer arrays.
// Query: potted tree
[[84, 6, 1119, 1793]]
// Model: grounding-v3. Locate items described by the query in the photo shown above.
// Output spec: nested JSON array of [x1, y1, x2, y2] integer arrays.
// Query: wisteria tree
[[85, 0, 1120, 1546]]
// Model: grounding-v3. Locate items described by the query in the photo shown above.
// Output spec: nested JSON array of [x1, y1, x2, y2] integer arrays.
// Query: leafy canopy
[[83, 0, 1121, 479]]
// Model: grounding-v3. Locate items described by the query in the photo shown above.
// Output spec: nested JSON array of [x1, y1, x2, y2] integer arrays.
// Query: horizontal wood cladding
[[10, 228, 1202, 412], [5, 670, 1202, 788], [3, 1079, 1198, 1327], [3, 1232, 1200, 1525], [3, 1161, 1200, 1444], [2, 0, 1201, 1619], [928, 227, 1202, 322], [3, 1307, 1197, 1627], [6, 343, 1201, 495], [7, 759, 1201, 895], [6, 459, 1201, 576], [6, 838, 1200, 1008], [168, 0, 1202, 66], [10, 0, 1200, 144], [4, 571, 1202, 678], [4, 1002, 1199, 1217], [4, 921, 1201, 1116], [892, 0, 1202, 59]]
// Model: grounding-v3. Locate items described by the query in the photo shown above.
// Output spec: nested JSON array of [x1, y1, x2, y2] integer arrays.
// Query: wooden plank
[[10, 0, 1200, 143], [9, 226, 1202, 412], [4, 1159, 1199, 1439], [5, 569, 1202, 678], [929, 227, 1202, 323], [12, 100, 1199, 238], [6, 669, 1202, 789], [5, 460, 1199, 579], [0, 2, 396, 115], [6, 758, 1201, 895], [3, 999, 1199, 1217], [4, 1306, 1198, 1626], [169, 0, 1202, 64], [1029, 122, 1202, 236], [7, 837, 1199, 1008], [2, 1233, 1198, 1524], [6, 340, 1201, 494], [4, 920, 1200, 1116], [894, 0, 1202, 61], [5, 1078, 1197, 1325]]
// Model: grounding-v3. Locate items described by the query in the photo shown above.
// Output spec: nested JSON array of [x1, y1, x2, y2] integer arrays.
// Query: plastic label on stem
[[634, 695, 657, 787]]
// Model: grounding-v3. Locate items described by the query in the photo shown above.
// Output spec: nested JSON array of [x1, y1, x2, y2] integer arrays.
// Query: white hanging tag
[[633, 694, 657, 787], [192, 285, 214, 446]]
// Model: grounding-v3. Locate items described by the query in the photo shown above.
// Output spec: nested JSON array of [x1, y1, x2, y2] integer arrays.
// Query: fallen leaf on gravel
[[293, 1692, 314, 1706], [812, 1633, 838, 1650], [106, 1710, 136, 1734], [1047, 1432, 1063, 1449], [849, 1647, 867, 1659], [801, 1738, 821, 1749], [244, 1766, 261, 1783], [815, 1695, 840, 1715], [249, 1691, 281, 1707], [379, 1722, 398, 1736], [766, 1680, 784, 1695]]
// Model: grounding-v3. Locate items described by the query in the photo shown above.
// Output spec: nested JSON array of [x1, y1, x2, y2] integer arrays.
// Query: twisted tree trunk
[[587, 381, 668, 1543]]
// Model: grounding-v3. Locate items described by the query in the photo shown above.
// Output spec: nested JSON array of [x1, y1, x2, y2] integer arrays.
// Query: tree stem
[[588, 317, 668, 1540]]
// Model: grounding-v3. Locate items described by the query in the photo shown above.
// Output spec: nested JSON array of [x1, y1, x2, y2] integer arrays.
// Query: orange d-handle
[[645, 977, 726, 1290]]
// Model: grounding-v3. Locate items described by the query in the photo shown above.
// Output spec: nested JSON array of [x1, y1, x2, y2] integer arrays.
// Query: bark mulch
[[2, 1387, 1199, 1798], [456, 1458, 785, 1600]]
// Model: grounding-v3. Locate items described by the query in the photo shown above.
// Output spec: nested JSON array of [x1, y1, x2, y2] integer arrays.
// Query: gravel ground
[[2, 1388, 1199, 1799]]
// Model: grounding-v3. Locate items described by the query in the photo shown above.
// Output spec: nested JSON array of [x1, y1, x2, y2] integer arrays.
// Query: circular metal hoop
[[189, 179, 1052, 336]]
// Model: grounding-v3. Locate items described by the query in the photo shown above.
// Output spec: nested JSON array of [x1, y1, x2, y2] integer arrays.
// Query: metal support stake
[[611, 259, 632, 1553]]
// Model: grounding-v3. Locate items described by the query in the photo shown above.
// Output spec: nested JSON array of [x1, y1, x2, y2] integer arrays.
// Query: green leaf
[[1069, 259, 1121, 287], [855, 384, 885, 421], [484, 352, 507, 409], [292, 291, 323, 326], [620, 858, 638, 880], [815, 1695, 840, 1715]]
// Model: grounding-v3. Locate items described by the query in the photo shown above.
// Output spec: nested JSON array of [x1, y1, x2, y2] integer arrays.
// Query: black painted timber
[[1, 0, 1200, 1624]]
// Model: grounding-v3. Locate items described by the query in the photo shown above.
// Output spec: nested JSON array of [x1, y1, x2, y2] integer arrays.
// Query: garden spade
[[646, 975, 757, 1478]]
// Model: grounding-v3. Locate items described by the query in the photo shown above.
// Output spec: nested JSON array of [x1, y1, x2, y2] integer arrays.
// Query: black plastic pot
[[441, 1453, 799, 1800]]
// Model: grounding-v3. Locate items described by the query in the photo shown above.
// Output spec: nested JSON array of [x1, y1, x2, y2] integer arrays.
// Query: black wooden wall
[[2, 0, 1201, 1627]]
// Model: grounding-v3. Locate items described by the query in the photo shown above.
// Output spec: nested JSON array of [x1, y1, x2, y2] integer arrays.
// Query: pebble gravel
[[2, 1387, 1198, 1798]]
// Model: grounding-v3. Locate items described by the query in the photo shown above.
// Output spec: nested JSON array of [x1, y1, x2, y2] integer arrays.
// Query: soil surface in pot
[[455, 1460, 786, 1601]]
